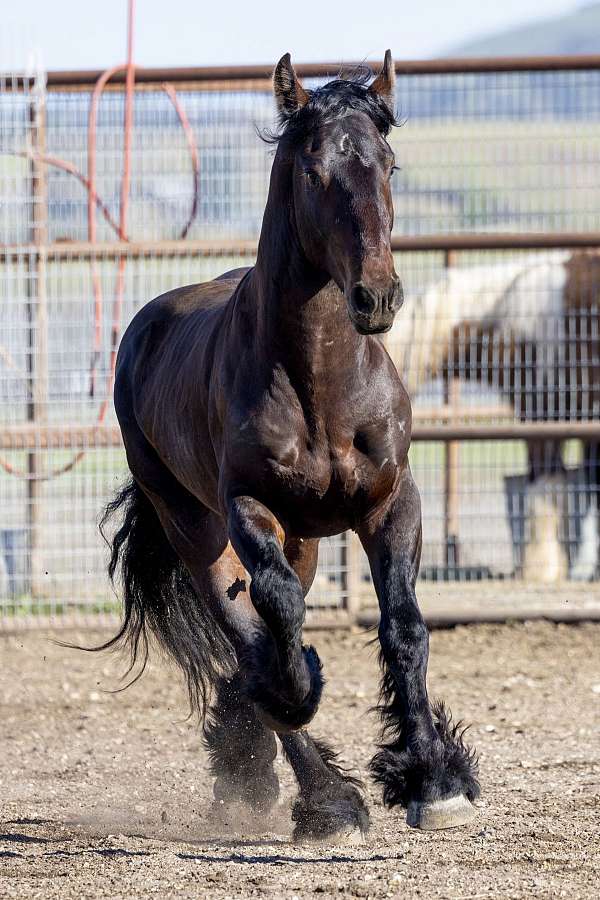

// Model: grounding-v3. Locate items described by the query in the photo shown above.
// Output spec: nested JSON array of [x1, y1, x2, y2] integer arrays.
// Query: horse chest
[[270, 445, 349, 498], [258, 433, 400, 536], [228, 381, 408, 534]]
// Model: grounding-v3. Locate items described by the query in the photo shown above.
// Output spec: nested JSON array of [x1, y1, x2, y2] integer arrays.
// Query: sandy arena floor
[[1, 621, 599, 899]]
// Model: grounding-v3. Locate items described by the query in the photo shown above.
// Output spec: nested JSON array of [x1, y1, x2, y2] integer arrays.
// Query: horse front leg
[[358, 466, 480, 830], [228, 495, 323, 733], [276, 536, 369, 843]]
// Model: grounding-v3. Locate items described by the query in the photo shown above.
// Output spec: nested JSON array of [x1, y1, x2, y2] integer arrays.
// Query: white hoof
[[407, 794, 476, 830]]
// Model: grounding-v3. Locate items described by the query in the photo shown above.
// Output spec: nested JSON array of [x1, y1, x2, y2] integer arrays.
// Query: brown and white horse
[[388, 250, 600, 580]]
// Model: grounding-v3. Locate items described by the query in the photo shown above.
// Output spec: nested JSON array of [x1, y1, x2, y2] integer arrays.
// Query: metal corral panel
[[2, 56, 600, 628]]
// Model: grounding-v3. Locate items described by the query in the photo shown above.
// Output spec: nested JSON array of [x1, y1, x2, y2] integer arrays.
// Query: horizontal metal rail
[[2, 232, 600, 263], [412, 422, 600, 442], [0, 424, 122, 450], [2, 420, 599, 451], [41, 54, 600, 85], [0, 239, 258, 262], [389, 233, 600, 251], [0, 609, 353, 632], [5, 54, 600, 92]]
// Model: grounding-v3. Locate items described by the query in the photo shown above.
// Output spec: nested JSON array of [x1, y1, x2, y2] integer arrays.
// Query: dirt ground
[[1, 621, 599, 899]]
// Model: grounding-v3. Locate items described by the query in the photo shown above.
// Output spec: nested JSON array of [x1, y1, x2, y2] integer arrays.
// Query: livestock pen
[[2, 55, 600, 627], [1, 47, 600, 900]]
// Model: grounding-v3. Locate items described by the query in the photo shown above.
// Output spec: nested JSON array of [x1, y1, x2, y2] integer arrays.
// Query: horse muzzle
[[347, 278, 403, 335]]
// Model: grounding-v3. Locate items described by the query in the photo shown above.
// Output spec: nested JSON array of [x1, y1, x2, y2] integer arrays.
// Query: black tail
[[97, 478, 235, 717]]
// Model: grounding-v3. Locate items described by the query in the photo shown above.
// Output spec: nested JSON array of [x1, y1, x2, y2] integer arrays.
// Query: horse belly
[[274, 496, 355, 539]]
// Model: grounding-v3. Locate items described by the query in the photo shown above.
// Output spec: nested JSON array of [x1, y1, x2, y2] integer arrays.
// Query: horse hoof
[[406, 794, 476, 830], [329, 825, 366, 847], [210, 799, 250, 830]]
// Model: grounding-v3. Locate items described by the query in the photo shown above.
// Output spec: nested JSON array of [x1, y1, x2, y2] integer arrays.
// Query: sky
[[3, 0, 581, 71]]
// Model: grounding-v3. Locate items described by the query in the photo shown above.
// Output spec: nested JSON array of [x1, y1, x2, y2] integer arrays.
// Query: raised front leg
[[228, 496, 323, 733], [359, 465, 480, 830]]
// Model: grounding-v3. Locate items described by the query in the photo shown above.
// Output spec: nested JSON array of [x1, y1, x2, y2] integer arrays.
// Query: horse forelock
[[262, 70, 397, 148]]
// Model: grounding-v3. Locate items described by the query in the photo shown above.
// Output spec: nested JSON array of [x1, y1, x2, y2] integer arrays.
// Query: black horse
[[100, 52, 479, 841]]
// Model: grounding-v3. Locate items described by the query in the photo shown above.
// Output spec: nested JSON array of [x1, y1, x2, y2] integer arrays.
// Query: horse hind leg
[[204, 671, 280, 819], [104, 462, 368, 839], [205, 678, 370, 843], [191, 534, 367, 839], [280, 731, 369, 844], [102, 439, 280, 821], [141, 488, 284, 820], [278, 538, 370, 844]]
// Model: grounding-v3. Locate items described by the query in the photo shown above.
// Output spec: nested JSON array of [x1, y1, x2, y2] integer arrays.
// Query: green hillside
[[449, 2, 600, 56]]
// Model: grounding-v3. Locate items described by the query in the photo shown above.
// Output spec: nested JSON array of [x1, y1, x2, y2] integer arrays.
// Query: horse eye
[[390, 165, 400, 178], [305, 170, 321, 189]]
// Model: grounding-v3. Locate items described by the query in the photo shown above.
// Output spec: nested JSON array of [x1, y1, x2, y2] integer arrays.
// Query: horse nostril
[[351, 284, 378, 316]]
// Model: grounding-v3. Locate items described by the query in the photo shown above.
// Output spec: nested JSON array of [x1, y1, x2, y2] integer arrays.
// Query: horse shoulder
[[116, 271, 250, 456]]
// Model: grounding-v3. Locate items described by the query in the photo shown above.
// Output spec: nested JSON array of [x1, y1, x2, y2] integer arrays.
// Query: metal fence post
[[341, 530, 363, 622], [443, 250, 460, 570], [25, 73, 48, 598]]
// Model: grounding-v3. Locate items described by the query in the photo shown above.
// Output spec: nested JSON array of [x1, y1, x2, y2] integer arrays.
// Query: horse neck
[[248, 151, 366, 397]]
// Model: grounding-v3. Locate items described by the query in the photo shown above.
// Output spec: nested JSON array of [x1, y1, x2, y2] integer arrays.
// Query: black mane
[[263, 68, 397, 146]]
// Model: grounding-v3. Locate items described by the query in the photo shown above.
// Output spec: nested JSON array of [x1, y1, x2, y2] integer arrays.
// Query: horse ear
[[273, 53, 310, 120], [369, 49, 396, 113]]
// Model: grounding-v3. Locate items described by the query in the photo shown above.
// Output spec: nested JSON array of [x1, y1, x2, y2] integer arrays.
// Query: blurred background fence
[[1, 55, 600, 627]]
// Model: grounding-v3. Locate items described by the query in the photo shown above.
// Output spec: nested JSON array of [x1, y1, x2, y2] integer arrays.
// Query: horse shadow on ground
[[59, 802, 409, 866], [3, 800, 408, 867], [0, 832, 50, 844], [176, 847, 404, 866]]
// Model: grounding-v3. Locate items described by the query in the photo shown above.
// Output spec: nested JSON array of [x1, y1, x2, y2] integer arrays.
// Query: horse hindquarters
[[100, 478, 235, 715]]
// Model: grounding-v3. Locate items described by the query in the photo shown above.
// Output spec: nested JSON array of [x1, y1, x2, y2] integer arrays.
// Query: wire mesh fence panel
[[384, 247, 600, 589], [1, 59, 600, 628], [37, 68, 600, 244], [387, 248, 600, 425], [393, 69, 600, 235], [44, 88, 274, 244]]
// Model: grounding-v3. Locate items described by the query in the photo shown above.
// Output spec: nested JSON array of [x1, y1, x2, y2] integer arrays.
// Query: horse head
[[271, 51, 403, 334]]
